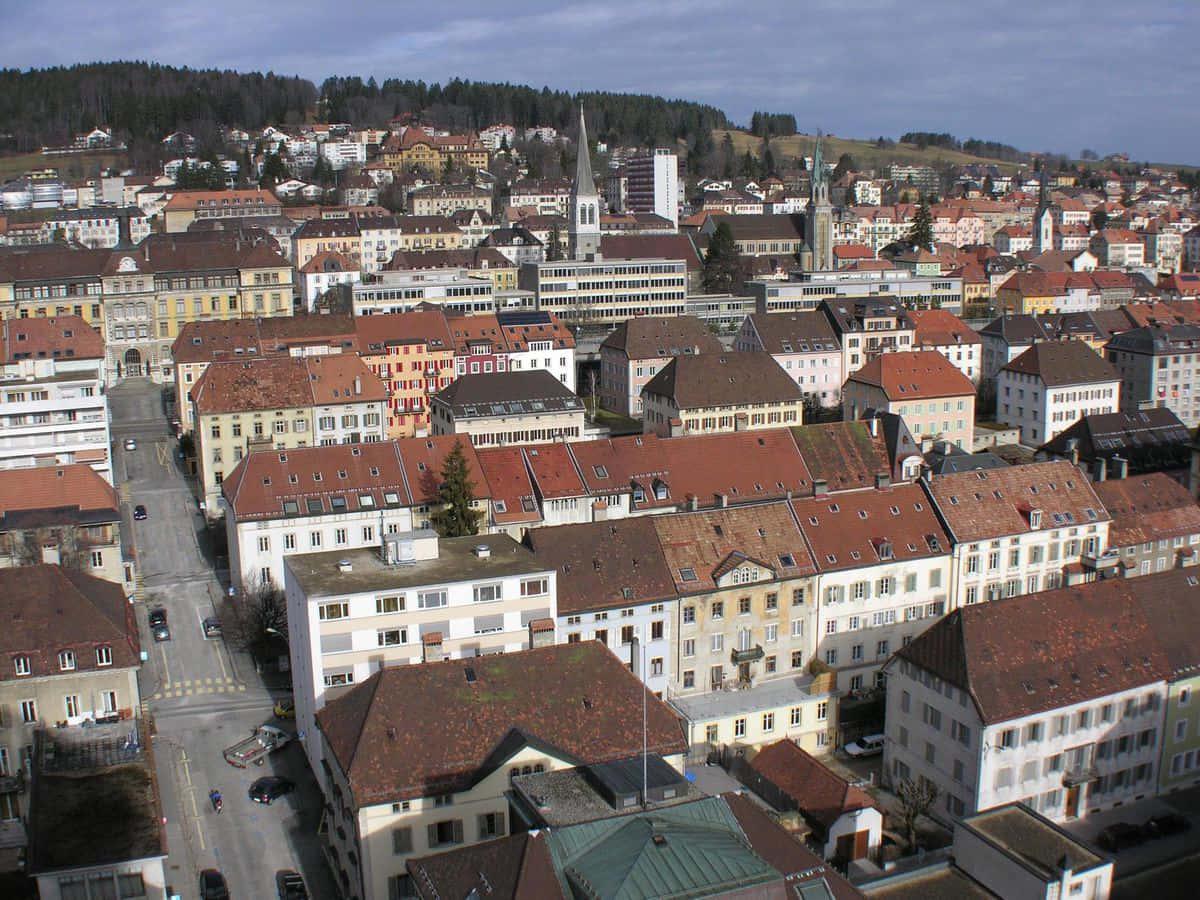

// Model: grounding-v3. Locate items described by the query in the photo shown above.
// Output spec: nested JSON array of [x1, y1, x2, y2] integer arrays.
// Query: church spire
[[568, 103, 601, 261]]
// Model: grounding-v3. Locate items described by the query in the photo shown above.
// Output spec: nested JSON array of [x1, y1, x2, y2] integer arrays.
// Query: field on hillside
[[0, 150, 127, 183], [716, 129, 1027, 176]]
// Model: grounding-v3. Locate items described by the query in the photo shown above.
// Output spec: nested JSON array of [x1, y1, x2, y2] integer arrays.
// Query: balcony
[[1062, 766, 1100, 787], [730, 645, 764, 664], [1081, 548, 1120, 573]]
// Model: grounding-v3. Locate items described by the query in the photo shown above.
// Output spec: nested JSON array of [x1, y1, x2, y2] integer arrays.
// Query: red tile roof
[[845, 350, 975, 401], [354, 309, 453, 353], [0, 464, 118, 527], [2, 315, 104, 362], [747, 740, 876, 831], [315, 642, 688, 806], [191, 354, 386, 415], [908, 309, 982, 348], [1092, 473, 1200, 549], [476, 446, 541, 526]]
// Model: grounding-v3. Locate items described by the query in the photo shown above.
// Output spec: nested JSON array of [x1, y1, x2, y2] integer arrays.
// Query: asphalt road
[[109, 379, 335, 900]]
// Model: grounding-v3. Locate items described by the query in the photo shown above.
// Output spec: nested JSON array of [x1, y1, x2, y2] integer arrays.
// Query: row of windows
[[13, 646, 112, 675]]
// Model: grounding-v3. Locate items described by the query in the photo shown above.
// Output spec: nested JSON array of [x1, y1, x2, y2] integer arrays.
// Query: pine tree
[[702, 222, 742, 294], [907, 195, 933, 250], [431, 441, 482, 537], [547, 221, 563, 261]]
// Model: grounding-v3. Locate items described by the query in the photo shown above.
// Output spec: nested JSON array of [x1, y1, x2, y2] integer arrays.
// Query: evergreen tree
[[547, 221, 564, 261], [907, 195, 933, 249], [259, 152, 289, 189], [431, 441, 482, 537], [721, 133, 735, 178], [702, 222, 742, 294], [832, 153, 856, 181]]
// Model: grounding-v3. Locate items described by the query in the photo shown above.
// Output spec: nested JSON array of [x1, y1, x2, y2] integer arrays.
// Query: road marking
[[158, 645, 171, 687], [214, 641, 230, 682], [156, 441, 169, 468], [237, 684, 246, 692], [181, 756, 192, 787]]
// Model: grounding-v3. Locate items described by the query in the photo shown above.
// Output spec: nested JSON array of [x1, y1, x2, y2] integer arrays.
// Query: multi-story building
[[883, 572, 1196, 824], [1106, 324, 1200, 427], [0, 465, 135, 595], [46, 207, 151, 248], [354, 311, 454, 438], [284, 530, 558, 768], [1090, 228, 1146, 268], [1039, 408, 1193, 479], [359, 216, 466, 274], [191, 355, 388, 514], [387, 247, 517, 294], [623, 149, 679, 228], [379, 127, 489, 174], [843, 350, 976, 451], [0, 316, 111, 481], [0, 247, 108, 337], [1092, 472, 1200, 577], [0, 564, 141, 827], [642, 352, 805, 438], [820, 298, 916, 384], [925, 460, 1112, 608], [793, 482, 952, 694], [319, 141, 367, 171], [162, 188, 282, 233], [495, 310, 576, 390], [518, 256, 688, 326], [599, 315, 723, 416], [352, 269, 494, 316], [292, 218, 362, 271], [297, 251, 360, 311], [980, 314, 1052, 381], [507, 178, 572, 217], [734, 312, 843, 407], [171, 315, 358, 432], [101, 232, 295, 382], [312, 643, 686, 899], [430, 371, 585, 447], [699, 214, 807, 257], [997, 340, 1121, 446], [407, 184, 492, 218], [908, 308, 982, 385]]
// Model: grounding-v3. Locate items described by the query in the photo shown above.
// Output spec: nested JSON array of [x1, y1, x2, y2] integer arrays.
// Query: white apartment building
[[1106, 323, 1200, 428], [352, 270, 494, 316], [518, 258, 688, 327], [0, 317, 112, 483], [792, 484, 953, 694], [320, 141, 367, 171], [925, 461, 1113, 609], [46, 207, 151, 248], [624, 149, 679, 228], [283, 531, 557, 778], [883, 575, 1183, 824], [735, 312, 843, 408], [997, 340, 1121, 446]]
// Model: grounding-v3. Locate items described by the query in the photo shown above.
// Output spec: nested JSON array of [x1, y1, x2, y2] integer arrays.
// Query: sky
[[8, 0, 1200, 163]]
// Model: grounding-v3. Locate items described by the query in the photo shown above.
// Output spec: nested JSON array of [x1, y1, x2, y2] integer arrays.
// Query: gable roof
[[191, 354, 386, 415], [316, 642, 687, 807], [1092, 473, 1200, 550], [433, 370, 581, 415], [747, 740, 876, 831], [0, 464, 119, 530], [599, 315, 724, 359], [1000, 339, 1118, 387], [908, 309, 982, 348], [745, 312, 840, 354], [1038, 408, 1191, 470], [895, 572, 1192, 724], [790, 421, 894, 490], [846, 350, 975, 401], [643, 352, 803, 409], [925, 459, 1108, 543], [1, 315, 104, 362]]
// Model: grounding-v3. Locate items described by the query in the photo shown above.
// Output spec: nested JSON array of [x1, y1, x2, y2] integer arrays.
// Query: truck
[[222, 724, 293, 768]]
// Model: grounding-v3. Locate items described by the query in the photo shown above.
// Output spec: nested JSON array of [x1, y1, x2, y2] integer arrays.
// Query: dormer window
[[1029, 508, 1042, 529], [632, 484, 645, 503], [59, 650, 75, 671], [653, 479, 669, 501], [14, 656, 30, 676]]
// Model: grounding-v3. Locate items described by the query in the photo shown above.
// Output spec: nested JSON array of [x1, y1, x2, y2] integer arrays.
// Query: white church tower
[[569, 105, 601, 260]]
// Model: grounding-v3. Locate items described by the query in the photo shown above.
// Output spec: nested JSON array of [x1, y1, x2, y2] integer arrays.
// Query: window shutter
[[393, 827, 412, 854], [453, 819, 464, 844], [496, 812, 506, 836], [427, 823, 438, 847], [477, 814, 488, 838]]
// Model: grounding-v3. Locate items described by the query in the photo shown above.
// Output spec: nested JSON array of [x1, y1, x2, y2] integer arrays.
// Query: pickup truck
[[223, 724, 293, 768]]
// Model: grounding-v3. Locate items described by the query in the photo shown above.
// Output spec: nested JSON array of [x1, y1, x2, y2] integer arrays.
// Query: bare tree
[[895, 777, 939, 851], [12, 525, 90, 571], [223, 571, 287, 654]]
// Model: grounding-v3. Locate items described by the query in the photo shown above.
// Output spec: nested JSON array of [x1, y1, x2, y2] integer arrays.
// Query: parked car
[[274, 696, 295, 719], [277, 870, 308, 899], [133, 504, 148, 520], [1097, 821, 1146, 852], [199, 869, 229, 900], [249, 775, 296, 805], [123, 438, 137, 451], [202, 617, 222, 639], [1144, 812, 1191, 838], [149, 608, 170, 642], [843, 734, 886, 758]]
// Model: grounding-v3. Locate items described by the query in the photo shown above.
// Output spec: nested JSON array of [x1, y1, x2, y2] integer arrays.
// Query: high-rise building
[[624, 149, 679, 228]]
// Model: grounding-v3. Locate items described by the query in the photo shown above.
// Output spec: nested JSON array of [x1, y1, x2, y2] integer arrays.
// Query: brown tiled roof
[[1001, 340, 1118, 387], [599, 315, 724, 359], [908, 309, 982, 348], [406, 832, 559, 900], [846, 350, 974, 401], [652, 429, 812, 508], [0, 565, 139, 682], [1092, 474, 1200, 548], [163, 188, 279, 211], [521, 442, 587, 500], [1, 315, 104, 362], [191, 355, 385, 415], [172, 316, 358, 365], [925, 460, 1108, 543], [643, 352, 803, 409], [0, 247, 110, 282], [476, 446, 541, 526], [705, 213, 806, 241], [744, 312, 839, 354], [354, 310, 453, 353], [387, 247, 514, 272], [298, 250, 357, 274], [896, 572, 1189, 724], [446, 313, 504, 354], [0, 464, 119, 529], [316, 642, 688, 806], [653, 502, 816, 593], [221, 441, 411, 521], [399, 435, 487, 505], [498, 311, 575, 351], [789, 422, 892, 492], [792, 483, 950, 573], [526, 518, 677, 614], [598, 235, 704, 270], [998, 271, 1068, 297], [747, 740, 876, 831]]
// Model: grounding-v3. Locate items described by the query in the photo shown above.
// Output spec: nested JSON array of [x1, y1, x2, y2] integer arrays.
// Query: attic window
[[351, 447, 361, 457], [949, 496, 959, 505], [417, 462, 426, 472], [493, 500, 507, 513], [359, 494, 375, 508], [850, 550, 861, 560], [282, 500, 299, 515], [679, 567, 698, 582], [858, 510, 868, 520], [713, 524, 724, 537], [1085, 507, 1098, 521], [384, 491, 401, 505], [826, 554, 837, 563], [306, 498, 323, 514], [890, 506, 900, 515], [778, 554, 795, 568], [262, 477, 271, 486], [757, 527, 767, 537], [330, 496, 347, 511], [593, 465, 608, 478], [1022, 681, 1035, 694], [828, 503, 840, 513], [313, 472, 323, 482], [338, 469, 348, 479], [808, 516, 819, 526], [914, 502, 924, 511]]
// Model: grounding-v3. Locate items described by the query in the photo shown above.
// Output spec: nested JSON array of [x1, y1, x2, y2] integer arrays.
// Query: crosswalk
[[150, 677, 247, 701]]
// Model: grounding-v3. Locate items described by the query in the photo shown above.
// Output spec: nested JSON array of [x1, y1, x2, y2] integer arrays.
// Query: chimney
[[528, 618, 555, 649], [354, 376, 362, 395], [875, 473, 891, 490], [813, 478, 828, 498], [714, 492, 728, 508], [1092, 457, 1107, 483], [686, 493, 698, 512], [591, 499, 608, 521], [1111, 455, 1128, 480], [422, 631, 444, 662], [869, 416, 878, 437]]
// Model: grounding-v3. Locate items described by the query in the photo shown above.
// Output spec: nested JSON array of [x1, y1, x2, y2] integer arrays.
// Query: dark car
[[1144, 812, 1192, 838], [148, 608, 167, 627], [249, 775, 296, 805], [133, 504, 147, 520], [199, 868, 229, 900], [202, 617, 222, 639], [149, 608, 170, 642], [277, 870, 309, 899], [1097, 821, 1146, 852]]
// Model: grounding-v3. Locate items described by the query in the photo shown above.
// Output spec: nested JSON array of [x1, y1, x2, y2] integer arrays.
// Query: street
[[108, 379, 335, 900]]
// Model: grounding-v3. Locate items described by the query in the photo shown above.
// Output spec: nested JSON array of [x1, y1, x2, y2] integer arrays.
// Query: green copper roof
[[544, 795, 779, 899]]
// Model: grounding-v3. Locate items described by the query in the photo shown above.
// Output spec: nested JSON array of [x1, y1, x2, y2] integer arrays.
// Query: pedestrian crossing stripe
[[149, 683, 245, 701]]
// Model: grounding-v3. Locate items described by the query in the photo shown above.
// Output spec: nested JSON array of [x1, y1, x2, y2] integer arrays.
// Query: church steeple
[[804, 132, 833, 271], [1032, 166, 1054, 253], [568, 104, 601, 261]]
